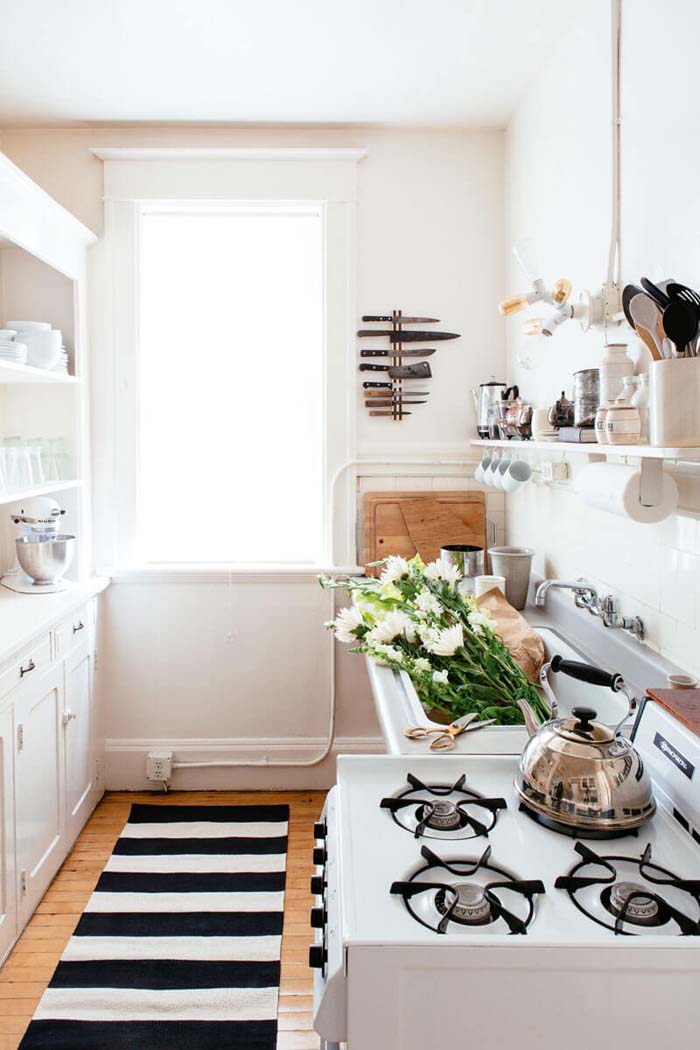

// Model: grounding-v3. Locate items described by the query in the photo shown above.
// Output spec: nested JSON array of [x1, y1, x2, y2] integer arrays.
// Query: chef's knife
[[364, 389, 430, 397], [362, 315, 440, 324], [361, 348, 436, 358], [359, 362, 432, 378], [369, 411, 412, 417], [357, 330, 460, 342], [365, 400, 427, 407]]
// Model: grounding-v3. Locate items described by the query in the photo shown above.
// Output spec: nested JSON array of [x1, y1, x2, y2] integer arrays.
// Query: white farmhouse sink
[[368, 624, 631, 756]]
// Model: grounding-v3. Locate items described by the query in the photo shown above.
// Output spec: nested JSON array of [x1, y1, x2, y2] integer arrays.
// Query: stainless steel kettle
[[515, 656, 656, 835]]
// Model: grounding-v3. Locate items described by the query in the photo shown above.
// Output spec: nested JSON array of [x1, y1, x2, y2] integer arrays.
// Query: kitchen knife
[[369, 411, 412, 416], [359, 362, 432, 378], [357, 330, 460, 342], [362, 315, 440, 324], [361, 348, 436, 358], [364, 400, 427, 407], [364, 389, 430, 397]]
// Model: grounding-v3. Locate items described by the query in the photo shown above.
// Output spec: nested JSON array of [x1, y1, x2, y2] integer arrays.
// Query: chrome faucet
[[535, 577, 645, 642], [534, 578, 598, 608]]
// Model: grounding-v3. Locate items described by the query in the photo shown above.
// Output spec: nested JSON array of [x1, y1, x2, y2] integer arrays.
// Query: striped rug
[[19, 803, 289, 1050]]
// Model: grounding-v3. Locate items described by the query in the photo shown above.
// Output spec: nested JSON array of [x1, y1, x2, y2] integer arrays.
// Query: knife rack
[[362, 308, 420, 422]]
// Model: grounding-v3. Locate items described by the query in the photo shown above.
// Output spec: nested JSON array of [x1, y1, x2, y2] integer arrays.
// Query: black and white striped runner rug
[[20, 803, 289, 1050]]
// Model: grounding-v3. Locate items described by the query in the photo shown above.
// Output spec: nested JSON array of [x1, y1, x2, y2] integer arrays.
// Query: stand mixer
[[1, 496, 75, 594]]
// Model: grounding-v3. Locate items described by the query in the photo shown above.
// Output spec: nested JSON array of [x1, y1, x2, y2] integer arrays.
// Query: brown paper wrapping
[[476, 587, 545, 683]]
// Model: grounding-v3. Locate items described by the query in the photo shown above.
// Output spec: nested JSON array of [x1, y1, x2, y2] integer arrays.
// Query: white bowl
[[23, 330, 61, 369], [6, 320, 51, 332]]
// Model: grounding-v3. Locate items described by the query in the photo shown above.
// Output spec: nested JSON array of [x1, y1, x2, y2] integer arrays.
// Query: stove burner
[[605, 882, 659, 926], [435, 882, 492, 926], [555, 842, 700, 936], [423, 800, 462, 830], [390, 844, 545, 935], [380, 773, 507, 840]]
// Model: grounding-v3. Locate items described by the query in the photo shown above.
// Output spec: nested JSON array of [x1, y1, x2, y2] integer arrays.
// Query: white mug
[[483, 455, 500, 487], [493, 457, 510, 490], [474, 574, 506, 598], [474, 452, 491, 485], [501, 459, 532, 493]]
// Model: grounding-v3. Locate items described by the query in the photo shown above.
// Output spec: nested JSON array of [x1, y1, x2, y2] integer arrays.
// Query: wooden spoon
[[629, 293, 663, 361]]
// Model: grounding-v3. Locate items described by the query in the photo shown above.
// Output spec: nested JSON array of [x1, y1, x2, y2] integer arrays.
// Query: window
[[93, 148, 362, 572], [138, 204, 324, 563]]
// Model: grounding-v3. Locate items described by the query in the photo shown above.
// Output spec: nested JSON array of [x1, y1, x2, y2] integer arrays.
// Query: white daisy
[[333, 605, 365, 644], [380, 555, 410, 584], [424, 558, 462, 587], [425, 623, 464, 657], [414, 589, 443, 617]]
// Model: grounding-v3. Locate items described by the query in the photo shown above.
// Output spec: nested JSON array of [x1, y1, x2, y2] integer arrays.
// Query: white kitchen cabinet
[[15, 661, 66, 925], [63, 634, 95, 842], [0, 704, 17, 963]]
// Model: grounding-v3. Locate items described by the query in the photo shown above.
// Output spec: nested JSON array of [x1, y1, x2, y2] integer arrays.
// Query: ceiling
[[0, 0, 578, 127]]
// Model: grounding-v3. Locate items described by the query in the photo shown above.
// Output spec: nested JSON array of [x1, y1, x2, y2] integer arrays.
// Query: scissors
[[404, 711, 497, 751]]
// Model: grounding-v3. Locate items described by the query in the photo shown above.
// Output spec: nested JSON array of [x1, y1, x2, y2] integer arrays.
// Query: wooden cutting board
[[646, 688, 700, 737], [364, 491, 487, 576]]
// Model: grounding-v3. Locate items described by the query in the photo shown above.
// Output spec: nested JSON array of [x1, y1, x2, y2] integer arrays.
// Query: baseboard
[[104, 735, 386, 791]]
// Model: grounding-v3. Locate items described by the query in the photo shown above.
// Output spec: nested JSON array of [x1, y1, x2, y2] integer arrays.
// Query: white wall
[[505, 0, 700, 677], [0, 125, 505, 786]]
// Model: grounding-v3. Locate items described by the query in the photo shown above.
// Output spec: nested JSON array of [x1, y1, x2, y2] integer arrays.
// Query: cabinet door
[[0, 704, 17, 963], [64, 638, 95, 841], [15, 663, 65, 924]]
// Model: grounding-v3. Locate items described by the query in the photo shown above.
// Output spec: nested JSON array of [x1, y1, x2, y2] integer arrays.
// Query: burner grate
[[381, 773, 507, 841], [390, 844, 545, 935], [555, 842, 700, 936]]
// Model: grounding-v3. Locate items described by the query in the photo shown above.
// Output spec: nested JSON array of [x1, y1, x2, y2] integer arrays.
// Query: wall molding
[[106, 735, 385, 756], [91, 147, 368, 164]]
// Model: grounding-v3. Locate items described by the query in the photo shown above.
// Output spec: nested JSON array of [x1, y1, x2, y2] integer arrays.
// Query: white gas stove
[[311, 698, 700, 1049]]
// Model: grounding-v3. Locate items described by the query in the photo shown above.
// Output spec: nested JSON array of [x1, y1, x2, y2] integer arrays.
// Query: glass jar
[[631, 373, 649, 443], [600, 344, 634, 404]]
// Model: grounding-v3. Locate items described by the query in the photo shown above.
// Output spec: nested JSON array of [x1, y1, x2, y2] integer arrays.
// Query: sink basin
[[368, 622, 632, 756]]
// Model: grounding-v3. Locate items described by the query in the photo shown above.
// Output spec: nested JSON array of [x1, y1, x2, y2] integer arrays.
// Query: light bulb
[[498, 293, 530, 317], [523, 318, 543, 336], [517, 335, 547, 371], [512, 237, 542, 283], [552, 278, 572, 305]]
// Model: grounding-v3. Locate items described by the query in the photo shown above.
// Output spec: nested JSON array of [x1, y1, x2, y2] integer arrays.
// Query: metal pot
[[515, 656, 655, 835]]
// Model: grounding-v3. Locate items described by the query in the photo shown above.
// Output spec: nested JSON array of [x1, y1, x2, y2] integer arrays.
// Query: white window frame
[[90, 148, 364, 575]]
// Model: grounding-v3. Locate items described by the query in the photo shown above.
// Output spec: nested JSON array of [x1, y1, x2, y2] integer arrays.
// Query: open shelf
[[0, 480, 82, 507], [470, 438, 700, 461], [0, 360, 79, 385]]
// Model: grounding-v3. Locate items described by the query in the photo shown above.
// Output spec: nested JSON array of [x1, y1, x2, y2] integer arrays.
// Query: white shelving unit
[[0, 150, 97, 582], [470, 438, 700, 461]]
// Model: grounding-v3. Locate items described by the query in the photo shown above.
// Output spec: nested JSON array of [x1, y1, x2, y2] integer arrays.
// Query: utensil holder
[[650, 358, 700, 447]]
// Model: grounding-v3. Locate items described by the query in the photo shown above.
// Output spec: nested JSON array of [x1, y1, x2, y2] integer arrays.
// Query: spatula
[[629, 294, 663, 361], [641, 277, 671, 309], [662, 299, 698, 358]]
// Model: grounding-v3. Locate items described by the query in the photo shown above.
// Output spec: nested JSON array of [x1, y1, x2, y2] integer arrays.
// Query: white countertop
[[0, 575, 110, 665]]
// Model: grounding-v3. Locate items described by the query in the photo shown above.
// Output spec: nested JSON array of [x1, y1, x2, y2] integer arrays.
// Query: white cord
[[606, 0, 622, 287], [169, 454, 472, 775]]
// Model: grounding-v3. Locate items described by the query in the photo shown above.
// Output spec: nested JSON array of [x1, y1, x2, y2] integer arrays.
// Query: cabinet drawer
[[53, 602, 93, 661], [0, 635, 52, 704]]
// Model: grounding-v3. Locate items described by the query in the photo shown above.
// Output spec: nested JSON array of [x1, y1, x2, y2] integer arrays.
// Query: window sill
[[104, 563, 365, 584]]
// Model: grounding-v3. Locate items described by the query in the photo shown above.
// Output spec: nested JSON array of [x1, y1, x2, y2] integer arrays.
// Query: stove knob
[[314, 821, 327, 840], [310, 907, 326, 929], [312, 846, 326, 866], [309, 944, 327, 970], [310, 875, 325, 895]]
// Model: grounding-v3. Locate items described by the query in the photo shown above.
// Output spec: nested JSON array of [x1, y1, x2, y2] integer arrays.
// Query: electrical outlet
[[146, 750, 173, 781]]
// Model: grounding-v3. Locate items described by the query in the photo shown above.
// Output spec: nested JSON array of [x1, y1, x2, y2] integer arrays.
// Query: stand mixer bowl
[[16, 534, 75, 586]]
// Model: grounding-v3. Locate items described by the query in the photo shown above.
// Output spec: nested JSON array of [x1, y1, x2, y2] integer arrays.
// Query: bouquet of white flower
[[319, 554, 549, 726]]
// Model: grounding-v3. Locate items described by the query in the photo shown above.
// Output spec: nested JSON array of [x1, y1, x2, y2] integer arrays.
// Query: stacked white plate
[[3, 321, 62, 370], [53, 348, 70, 375], [0, 329, 27, 365]]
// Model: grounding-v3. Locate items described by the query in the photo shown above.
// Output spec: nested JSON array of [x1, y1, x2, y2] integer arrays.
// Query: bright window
[[138, 204, 324, 563]]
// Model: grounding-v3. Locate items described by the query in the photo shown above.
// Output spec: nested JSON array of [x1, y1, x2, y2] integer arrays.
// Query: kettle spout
[[517, 697, 542, 737]]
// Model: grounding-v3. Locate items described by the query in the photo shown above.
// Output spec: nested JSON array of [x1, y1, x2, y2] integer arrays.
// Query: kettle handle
[[550, 655, 623, 692], [502, 384, 520, 401]]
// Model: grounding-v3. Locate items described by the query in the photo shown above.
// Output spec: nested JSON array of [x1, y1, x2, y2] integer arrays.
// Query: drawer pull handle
[[62, 709, 77, 726], [73, 621, 85, 634], [20, 659, 35, 678]]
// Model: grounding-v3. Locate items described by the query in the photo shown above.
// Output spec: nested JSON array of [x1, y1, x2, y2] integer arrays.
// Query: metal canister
[[440, 544, 484, 579], [573, 368, 600, 428]]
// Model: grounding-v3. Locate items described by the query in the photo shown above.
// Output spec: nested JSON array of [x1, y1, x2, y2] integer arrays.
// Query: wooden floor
[[0, 790, 325, 1050]]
